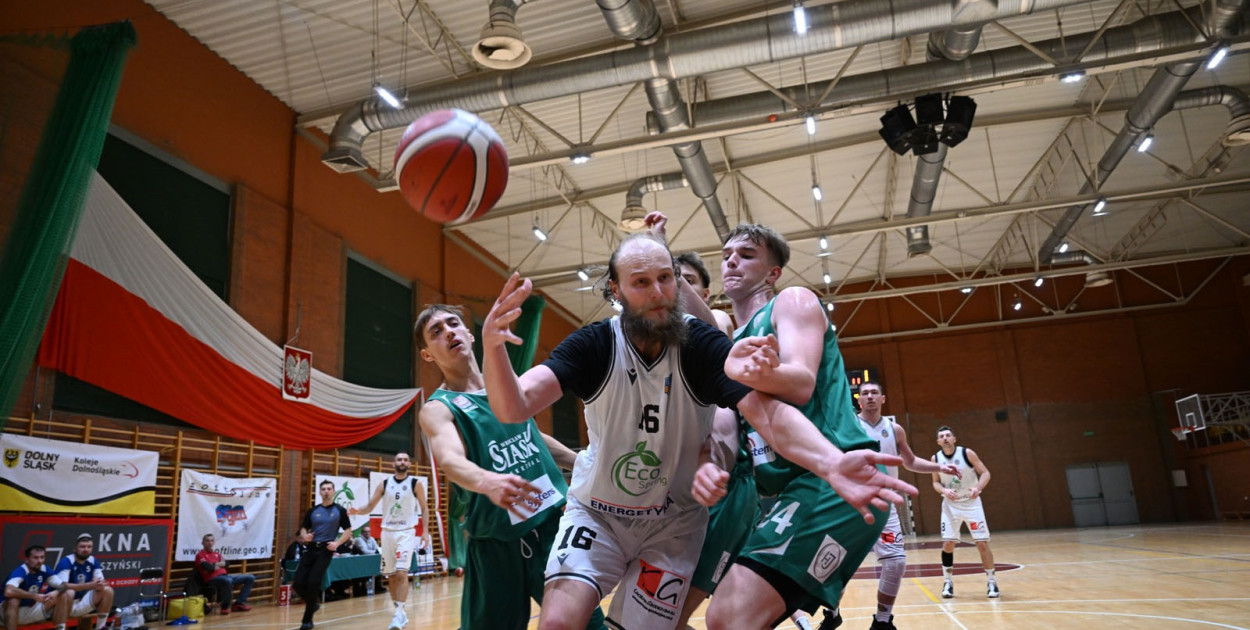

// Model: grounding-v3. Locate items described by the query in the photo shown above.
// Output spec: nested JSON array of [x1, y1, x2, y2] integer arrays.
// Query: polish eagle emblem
[[285, 354, 310, 395]]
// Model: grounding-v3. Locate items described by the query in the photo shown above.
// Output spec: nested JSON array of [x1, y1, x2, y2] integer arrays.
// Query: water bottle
[[366, 577, 375, 596]]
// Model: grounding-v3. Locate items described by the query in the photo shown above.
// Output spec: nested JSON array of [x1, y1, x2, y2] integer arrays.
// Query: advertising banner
[[0, 516, 171, 607], [175, 470, 276, 560], [0, 434, 158, 515]]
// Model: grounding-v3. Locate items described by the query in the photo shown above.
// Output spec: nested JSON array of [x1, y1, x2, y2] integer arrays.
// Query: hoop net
[[1171, 426, 1193, 441]]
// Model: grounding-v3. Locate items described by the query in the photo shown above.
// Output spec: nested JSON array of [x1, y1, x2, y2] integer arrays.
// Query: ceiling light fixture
[[1034, 277, 1044, 288], [1058, 242, 1070, 254], [823, 272, 832, 284], [960, 286, 973, 294], [825, 301, 834, 312], [374, 84, 402, 109], [577, 268, 590, 282], [819, 235, 828, 251], [805, 114, 816, 136], [1013, 299, 1023, 311], [1059, 70, 1086, 83], [1092, 197, 1108, 216], [532, 224, 548, 242], [1137, 133, 1153, 153], [1207, 43, 1229, 69], [570, 151, 592, 165], [812, 184, 823, 201], [792, 0, 808, 35]]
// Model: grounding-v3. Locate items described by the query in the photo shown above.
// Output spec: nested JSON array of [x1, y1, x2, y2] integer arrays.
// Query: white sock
[[986, 568, 997, 582]]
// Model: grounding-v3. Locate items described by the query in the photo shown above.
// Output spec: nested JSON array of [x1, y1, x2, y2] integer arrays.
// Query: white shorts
[[550, 496, 708, 630], [872, 506, 906, 560], [70, 589, 101, 617], [1, 601, 52, 625], [381, 528, 417, 574], [941, 497, 991, 541]]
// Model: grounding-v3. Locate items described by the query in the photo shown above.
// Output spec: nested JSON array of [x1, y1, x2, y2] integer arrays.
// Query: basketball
[[394, 109, 509, 225]]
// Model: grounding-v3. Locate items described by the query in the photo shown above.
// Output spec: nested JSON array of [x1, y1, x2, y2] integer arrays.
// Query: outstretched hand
[[692, 462, 729, 507], [483, 272, 533, 350], [643, 212, 668, 241], [480, 472, 541, 520], [725, 335, 780, 384], [820, 450, 918, 524]]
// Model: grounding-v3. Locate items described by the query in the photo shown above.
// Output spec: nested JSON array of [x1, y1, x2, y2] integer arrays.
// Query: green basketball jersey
[[735, 297, 877, 496], [428, 388, 569, 541]]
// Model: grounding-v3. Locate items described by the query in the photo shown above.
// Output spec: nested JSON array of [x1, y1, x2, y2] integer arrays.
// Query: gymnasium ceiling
[[145, 0, 1250, 336]]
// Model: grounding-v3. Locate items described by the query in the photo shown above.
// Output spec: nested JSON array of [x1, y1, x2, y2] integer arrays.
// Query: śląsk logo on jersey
[[807, 534, 848, 584], [487, 424, 542, 473], [611, 441, 667, 496], [745, 430, 775, 466]]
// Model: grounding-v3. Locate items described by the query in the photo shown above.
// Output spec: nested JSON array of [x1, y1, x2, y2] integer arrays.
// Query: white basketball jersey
[[858, 414, 899, 478], [936, 446, 978, 502], [381, 475, 421, 530], [570, 317, 714, 518]]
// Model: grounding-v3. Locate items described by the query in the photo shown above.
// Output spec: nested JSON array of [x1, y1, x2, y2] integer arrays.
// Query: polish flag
[[38, 172, 419, 449]]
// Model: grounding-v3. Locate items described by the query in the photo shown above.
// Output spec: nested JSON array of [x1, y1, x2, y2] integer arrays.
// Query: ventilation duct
[[927, 23, 982, 61], [473, 0, 534, 70], [668, 5, 1239, 132], [905, 143, 948, 256], [623, 172, 688, 230], [323, 0, 1094, 172], [598, 0, 730, 242]]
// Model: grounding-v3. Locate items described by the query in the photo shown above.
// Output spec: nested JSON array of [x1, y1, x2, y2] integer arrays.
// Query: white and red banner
[[175, 470, 276, 561], [283, 345, 312, 402], [37, 172, 420, 449]]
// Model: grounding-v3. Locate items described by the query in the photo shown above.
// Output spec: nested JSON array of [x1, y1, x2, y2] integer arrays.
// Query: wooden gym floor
[[200, 522, 1250, 629]]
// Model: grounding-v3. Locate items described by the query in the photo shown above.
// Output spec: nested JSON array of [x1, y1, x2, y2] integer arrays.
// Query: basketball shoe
[[817, 608, 842, 630], [941, 579, 954, 598], [987, 581, 1000, 598]]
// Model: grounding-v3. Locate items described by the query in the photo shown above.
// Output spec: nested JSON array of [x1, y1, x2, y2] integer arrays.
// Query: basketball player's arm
[[895, 423, 959, 477], [965, 449, 992, 499], [724, 287, 823, 405], [737, 392, 916, 522], [692, 432, 729, 507], [711, 310, 735, 337], [419, 400, 541, 520], [540, 432, 578, 471], [349, 477, 386, 516], [931, 461, 958, 501], [482, 273, 565, 422], [416, 481, 432, 550]]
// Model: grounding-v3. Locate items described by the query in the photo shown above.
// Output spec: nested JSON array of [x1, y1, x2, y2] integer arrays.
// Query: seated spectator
[[352, 525, 379, 555], [1, 545, 69, 630], [351, 525, 382, 596], [195, 534, 255, 615]]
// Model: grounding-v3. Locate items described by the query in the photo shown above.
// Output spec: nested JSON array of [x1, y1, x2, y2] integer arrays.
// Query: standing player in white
[[931, 426, 998, 599], [351, 452, 431, 630], [816, 383, 958, 630]]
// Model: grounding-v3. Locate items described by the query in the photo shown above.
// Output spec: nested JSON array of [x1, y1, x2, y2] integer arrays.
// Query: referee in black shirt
[[294, 479, 352, 630]]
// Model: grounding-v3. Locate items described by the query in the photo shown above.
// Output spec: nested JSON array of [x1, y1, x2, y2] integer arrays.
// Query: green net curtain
[[0, 21, 137, 429]]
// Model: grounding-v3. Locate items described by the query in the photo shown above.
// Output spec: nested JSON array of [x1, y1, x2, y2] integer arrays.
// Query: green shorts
[[692, 465, 759, 593], [461, 511, 606, 630], [736, 472, 886, 612]]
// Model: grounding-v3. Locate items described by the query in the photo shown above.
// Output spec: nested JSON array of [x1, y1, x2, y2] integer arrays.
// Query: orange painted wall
[[839, 257, 1250, 534]]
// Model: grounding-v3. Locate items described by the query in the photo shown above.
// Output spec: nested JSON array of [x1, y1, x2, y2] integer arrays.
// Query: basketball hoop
[[1171, 426, 1192, 441]]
